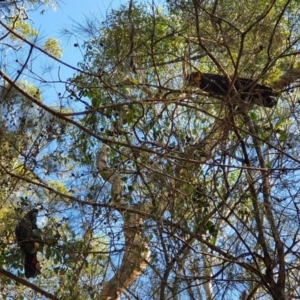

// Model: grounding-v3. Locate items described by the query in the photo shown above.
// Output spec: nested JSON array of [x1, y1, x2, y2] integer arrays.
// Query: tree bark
[[97, 145, 150, 300]]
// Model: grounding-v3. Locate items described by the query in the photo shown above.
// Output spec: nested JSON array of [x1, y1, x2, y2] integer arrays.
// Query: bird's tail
[[24, 252, 41, 278]]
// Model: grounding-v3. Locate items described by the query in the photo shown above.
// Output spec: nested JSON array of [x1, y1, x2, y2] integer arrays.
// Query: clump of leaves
[[43, 37, 63, 58]]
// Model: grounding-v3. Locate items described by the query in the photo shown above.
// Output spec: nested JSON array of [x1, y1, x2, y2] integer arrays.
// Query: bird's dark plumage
[[186, 72, 278, 107], [15, 209, 42, 278]]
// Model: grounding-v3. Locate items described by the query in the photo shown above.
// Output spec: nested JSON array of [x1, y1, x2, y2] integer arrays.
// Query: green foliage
[[43, 37, 63, 58], [7, 20, 38, 39]]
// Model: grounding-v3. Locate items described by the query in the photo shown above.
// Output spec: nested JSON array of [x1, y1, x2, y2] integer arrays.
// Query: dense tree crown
[[1, 0, 300, 299]]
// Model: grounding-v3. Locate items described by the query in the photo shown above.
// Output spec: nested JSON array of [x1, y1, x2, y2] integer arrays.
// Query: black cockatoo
[[186, 72, 278, 107], [15, 209, 42, 278]]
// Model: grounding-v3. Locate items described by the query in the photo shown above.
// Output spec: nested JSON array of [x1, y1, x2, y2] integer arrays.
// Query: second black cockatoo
[[15, 208, 42, 278], [186, 72, 278, 107]]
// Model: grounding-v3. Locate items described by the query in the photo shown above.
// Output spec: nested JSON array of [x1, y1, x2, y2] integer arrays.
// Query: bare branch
[[0, 268, 59, 300]]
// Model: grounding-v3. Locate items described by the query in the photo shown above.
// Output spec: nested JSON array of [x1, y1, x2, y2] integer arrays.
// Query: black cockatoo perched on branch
[[186, 72, 278, 107], [15, 209, 42, 278]]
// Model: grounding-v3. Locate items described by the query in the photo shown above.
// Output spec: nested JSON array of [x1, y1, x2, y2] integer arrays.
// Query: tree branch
[[96, 145, 150, 300], [0, 268, 59, 300], [272, 67, 300, 90]]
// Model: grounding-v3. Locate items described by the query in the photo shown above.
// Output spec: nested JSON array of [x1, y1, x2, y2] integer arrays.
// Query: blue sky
[[13, 0, 128, 107], [23, 0, 163, 105], [29, 0, 162, 70], [28, 1, 124, 76]]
